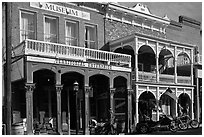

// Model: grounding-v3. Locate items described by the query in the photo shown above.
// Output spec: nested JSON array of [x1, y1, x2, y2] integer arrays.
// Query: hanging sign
[[30, 2, 90, 20]]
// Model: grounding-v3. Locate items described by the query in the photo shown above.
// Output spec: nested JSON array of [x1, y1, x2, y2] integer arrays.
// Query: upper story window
[[85, 24, 97, 49], [65, 20, 79, 46], [20, 10, 36, 42], [44, 16, 58, 43]]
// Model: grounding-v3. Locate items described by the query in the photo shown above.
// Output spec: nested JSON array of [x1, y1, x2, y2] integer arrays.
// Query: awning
[[164, 88, 178, 100]]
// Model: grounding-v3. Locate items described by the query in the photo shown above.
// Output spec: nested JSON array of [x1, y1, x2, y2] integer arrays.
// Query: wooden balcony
[[177, 76, 191, 84], [13, 39, 131, 71], [138, 71, 156, 82], [137, 71, 191, 85]]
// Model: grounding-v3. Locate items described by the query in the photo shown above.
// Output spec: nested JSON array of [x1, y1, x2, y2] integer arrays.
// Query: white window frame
[[19, 10, 36, 42], [84, 24, 97, 49], [43, 15, 58, 43], [65, 20, 79, 46]]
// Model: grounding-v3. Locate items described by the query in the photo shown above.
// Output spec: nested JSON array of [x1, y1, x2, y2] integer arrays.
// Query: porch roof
[[108, 32, 196, 49]]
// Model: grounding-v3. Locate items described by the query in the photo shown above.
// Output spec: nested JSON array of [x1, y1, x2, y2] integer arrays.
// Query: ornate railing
[[138, 71, 156, 82], [13, 39, 131, 67], [136, 71, 191, 85], [159, 74, 174, 84], [177, 76, 191, 84]]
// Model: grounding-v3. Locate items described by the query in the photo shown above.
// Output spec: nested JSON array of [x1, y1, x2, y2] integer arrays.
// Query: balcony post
[[156, 87, 160, 121], [196, 77, 200, 122], [84, 86, 90, 135], [174, 46, 177, 84], [127, 89, 133, 133], [175, 88, 178, 117], [156, 42, 159, 82], [134, 85, 139, 125], [110, 88, 115, 125], [134, 37, 138, 81], [191, 49, 194, 85], [25, 83, 35, 135], [56, 84, 63, 135], [191, 89, 194, 119]]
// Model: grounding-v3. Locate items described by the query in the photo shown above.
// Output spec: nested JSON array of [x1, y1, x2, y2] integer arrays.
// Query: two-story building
[[166, 14, 202, 123], [2, 2, 201, 135], [102, 2, 196, 127], [3, 2, 133, 135]]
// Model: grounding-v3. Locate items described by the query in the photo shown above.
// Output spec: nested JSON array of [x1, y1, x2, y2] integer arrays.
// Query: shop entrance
[[138, 91, 156, 122], [113, 76, 127, 132], [89, 74, 110, 122], [33, 69, 57, 131], [178, 93, 191, 116], [159, 89, 177, 117], [61, 72, 84, 133]]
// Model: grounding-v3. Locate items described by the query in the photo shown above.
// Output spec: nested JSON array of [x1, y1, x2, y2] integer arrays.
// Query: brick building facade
[[2, 2, 201, 135]]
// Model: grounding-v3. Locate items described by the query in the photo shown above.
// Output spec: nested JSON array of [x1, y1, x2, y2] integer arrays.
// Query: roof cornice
[[107, 2, 170, 25]]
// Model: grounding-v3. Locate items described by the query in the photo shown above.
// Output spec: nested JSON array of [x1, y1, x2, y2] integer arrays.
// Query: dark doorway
[[61, 72, 84, 131]]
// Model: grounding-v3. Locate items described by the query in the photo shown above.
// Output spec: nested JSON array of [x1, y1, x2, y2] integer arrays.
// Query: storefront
[[11, 48, 132, 134]]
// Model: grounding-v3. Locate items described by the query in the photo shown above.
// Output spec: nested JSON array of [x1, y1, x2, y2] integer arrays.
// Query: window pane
[[65, 21, 78, 46], [20, 11, 35, 42], [86, 26, 95, 41], [85, 25, 97, 49], [44, 17, 57, 43]]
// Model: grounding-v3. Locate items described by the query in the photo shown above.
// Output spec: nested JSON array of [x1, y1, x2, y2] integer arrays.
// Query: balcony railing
[[159, 74, 174, 83], [177, 76, 191, 84], [138, 71, 156, 82], [136, 71, 191, 85], [13, 39, 131, 68]]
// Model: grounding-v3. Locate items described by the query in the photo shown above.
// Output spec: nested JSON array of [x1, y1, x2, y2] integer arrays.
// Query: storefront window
[[44, 16, 58, 43], [65, 20, 78, 46], [20, 11, 36, 42], [85, 24, 97, 49]]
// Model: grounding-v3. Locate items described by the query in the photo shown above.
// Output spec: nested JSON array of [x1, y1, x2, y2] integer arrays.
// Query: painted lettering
[[45, 3, 53, 10], [30, 2, 90, 20]]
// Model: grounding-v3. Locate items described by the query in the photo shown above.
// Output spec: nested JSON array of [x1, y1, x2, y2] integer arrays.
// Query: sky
[[119, 2, 202, 23]]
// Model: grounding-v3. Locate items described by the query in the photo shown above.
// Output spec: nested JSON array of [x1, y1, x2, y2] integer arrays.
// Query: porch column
[[191, 89, 194, 119], [135, 85, 139, 125], [156, 87, 160, 121], [110, 88, 116, 125], [56, 84, 63, 135], [127, 89, 133, 133], [196, 77, 200, 122], [156, 42, 159, 82], [174, 46, 177, 84], [84, 86, 90, 135], [175, 88, 178, 117], [134, 37, 138, 81], [67, 88, 70, 135], [190, 49, 194, 86], [25, 83, 35, 135]]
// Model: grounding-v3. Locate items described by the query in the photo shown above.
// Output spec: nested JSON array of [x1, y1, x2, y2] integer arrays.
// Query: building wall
[[2, 3, 6, 107], [105, 19, 166, 43], [166, 20, 202, 54], [7, 2, 105, 49]]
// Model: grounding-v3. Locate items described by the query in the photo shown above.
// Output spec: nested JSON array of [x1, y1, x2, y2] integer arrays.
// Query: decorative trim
[[56, 84, 63, 93], [128, 89, 134, 95], [85, 86, 91, 94], [110, 88, 116, 95], [25, 83, 36, 92]]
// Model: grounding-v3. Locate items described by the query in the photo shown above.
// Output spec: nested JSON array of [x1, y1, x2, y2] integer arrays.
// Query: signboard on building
[[30, 2, 90, 20], [27, 56, 131, 72]]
